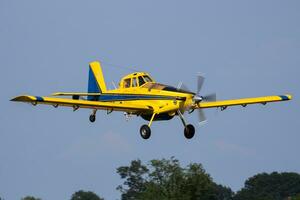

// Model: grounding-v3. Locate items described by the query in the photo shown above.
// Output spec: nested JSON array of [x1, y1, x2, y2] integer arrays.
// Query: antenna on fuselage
[[112, 81, 117, 89]]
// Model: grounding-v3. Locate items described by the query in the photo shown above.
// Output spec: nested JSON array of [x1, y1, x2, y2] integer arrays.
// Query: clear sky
[[1, 0, 299, 199]]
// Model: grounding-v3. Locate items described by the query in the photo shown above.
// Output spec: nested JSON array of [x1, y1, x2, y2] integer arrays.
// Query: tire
[[89, 114, 96, 123], [184, 124, 195, 139], [140, 125, 151, 139]]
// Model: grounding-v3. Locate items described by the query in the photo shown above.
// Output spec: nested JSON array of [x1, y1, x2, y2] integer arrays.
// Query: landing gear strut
[[89, 109, 97, 123], [140, 113, 156, 139], [177, 110, 195, 139]]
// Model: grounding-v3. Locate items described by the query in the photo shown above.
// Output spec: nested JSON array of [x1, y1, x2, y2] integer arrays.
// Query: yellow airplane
[[11, 61, 292, 139]]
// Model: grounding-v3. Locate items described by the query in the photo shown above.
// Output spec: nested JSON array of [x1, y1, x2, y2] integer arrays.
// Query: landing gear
[[89, 109, 97, 123], [139, 112, 156, 139], [184, 124, 195, 139], [177, 110, 196, 139], [140, 125, 151, 139], [89, 114, 96, 123]]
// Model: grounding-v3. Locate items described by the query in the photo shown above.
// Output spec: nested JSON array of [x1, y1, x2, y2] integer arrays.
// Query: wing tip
[[10, 95, 38, 102], [279, 94, 292, 101], [286, 94, 293, 100]]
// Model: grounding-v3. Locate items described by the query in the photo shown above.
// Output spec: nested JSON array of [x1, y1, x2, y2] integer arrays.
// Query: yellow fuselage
[[101, 72, 195, 120]]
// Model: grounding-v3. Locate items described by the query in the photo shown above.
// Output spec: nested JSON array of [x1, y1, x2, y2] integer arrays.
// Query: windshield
[[143, 75, 153, 82]]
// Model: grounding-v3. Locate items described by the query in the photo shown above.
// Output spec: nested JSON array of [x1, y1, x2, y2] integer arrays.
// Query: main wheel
[[184, 124, 195, 139], [140, 125, 151, 139], [89, 114, 96, 123]]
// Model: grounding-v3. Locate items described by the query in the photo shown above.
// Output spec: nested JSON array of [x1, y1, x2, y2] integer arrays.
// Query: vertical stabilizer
[[88, 61, 107, 100]]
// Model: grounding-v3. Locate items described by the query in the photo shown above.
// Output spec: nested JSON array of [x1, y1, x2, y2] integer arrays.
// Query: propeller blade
[[197, 74, 205, 94], [202, 93, 216, 102], [198, 109, 207, 124], [181, 84, 192, 93], [177, 81, 183, 89], [177, 82, 192, 93]]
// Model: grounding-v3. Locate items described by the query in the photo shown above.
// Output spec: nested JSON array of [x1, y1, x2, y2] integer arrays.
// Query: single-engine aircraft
[[11, 61, 292, 139]]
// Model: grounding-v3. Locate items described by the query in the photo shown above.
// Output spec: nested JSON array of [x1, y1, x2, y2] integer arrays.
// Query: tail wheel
[[140, 125, 151, 139], [184, 124, 195, 139], [89, 114, 96, 123]]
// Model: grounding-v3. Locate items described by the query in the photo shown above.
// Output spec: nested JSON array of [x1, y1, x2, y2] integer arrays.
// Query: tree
[[116, 159, 149, 200], [234, 172, 300, 200], [117, 157, 233, 200], [21, 196, 41, 200], [214, 184, 234, 200], [70, 190, 104, 200]]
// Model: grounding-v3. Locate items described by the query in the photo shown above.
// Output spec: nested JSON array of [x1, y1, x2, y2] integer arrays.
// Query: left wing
[[11, 95, 153, 113], [198, 94, 292, 109], [51, 92, 102, 96]]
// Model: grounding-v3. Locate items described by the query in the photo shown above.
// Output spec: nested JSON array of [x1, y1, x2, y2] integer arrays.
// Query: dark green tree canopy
[[21, 196, 41, 200], [14, 159, 300, 200], [116, 159, 149, 200], [234, 172, 300, 200], [117, 157, 233, 200], [70, 190, 104, 200]]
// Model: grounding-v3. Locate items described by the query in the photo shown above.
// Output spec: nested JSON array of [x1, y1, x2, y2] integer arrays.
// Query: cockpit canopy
[[120, 72, 154, 88], [119, 72, 194, 94]]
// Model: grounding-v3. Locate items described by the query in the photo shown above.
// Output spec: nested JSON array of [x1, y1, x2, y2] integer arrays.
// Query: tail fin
[[88, 61, 107, 100]]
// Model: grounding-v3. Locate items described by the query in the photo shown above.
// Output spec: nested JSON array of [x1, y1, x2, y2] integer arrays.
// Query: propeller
[[197, 74, 205, 94], [202, 93, 216, 102], [179, 74, 216, 125], [177, 81, 192, 93], [195, 75, 217, 124]]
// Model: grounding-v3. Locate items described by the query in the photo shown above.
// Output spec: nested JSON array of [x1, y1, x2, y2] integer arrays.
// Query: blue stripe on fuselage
[[96, 94, 176, 101]]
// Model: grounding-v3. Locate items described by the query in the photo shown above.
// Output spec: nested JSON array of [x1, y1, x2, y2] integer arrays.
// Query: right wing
[[11, 95, 153, 114]]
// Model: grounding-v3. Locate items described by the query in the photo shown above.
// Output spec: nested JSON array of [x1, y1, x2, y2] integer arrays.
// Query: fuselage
[[99, 72, 195, 121]]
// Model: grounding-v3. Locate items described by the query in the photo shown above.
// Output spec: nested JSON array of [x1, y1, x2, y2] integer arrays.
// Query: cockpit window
[[138, 76, 145, 86], [143, 75, 152, 82], [124, 78, 131, 88], [132, 77, 138, 87]]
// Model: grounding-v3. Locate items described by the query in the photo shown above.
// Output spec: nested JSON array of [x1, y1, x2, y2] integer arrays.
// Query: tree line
[[3, 157, 300, 200]]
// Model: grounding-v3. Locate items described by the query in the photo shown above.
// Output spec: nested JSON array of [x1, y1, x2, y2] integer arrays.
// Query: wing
[[11, 95, 153, 114], [51, 92, 101, 96], [198, 94, 292, 109]]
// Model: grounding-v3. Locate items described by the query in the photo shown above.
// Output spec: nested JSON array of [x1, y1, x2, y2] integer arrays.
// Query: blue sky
[[1, 0, 299, 199]]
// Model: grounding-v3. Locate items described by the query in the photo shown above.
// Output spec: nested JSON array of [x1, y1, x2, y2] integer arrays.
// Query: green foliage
[[116, 159, 149, 200], [117, 157, 233, 200], [234, 172, 300, 200], [292, 194, 300, 200], [12, 159, 300, 200], [70, 190, 104, 200], [21, 196, 41, 200]]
